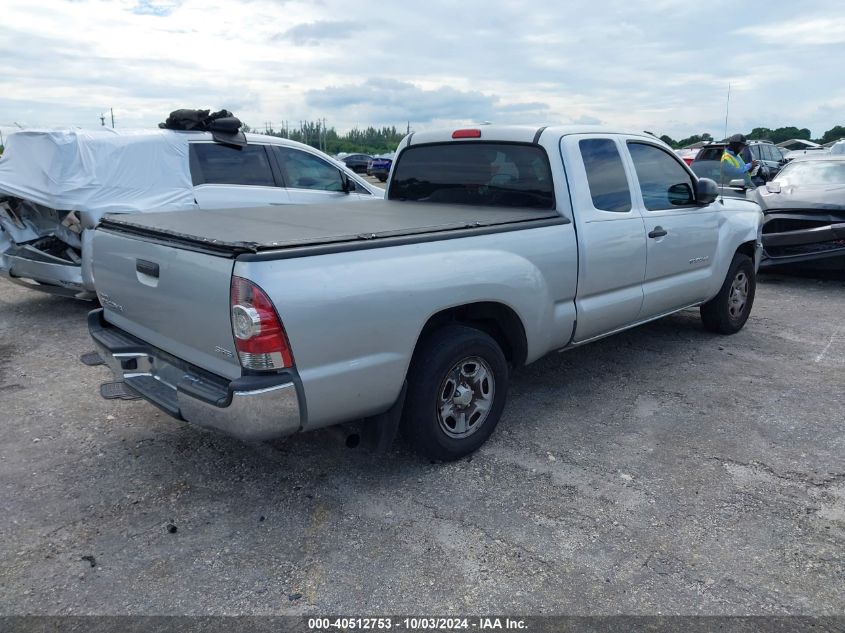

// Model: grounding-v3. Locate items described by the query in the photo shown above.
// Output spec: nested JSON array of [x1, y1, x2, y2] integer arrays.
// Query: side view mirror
[[696, 178, 718, 204], [341, 172, 357, 193], [728, 179, 748, 190], [668, 183, 695, 206], [766, 181, 782, 194]]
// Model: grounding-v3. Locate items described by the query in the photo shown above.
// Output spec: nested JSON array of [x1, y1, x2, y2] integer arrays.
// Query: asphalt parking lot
[[363, 174, 387, 188], [1, 271, 843, 615]]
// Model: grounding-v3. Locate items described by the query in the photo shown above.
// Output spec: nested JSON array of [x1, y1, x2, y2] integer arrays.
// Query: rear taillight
[[452, 128, 482, 139], [230, 276, 294, 371]]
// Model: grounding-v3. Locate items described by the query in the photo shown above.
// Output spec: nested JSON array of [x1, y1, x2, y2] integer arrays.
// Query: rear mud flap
[[99, 381, 141, 400], [80, 351, 105, 366]]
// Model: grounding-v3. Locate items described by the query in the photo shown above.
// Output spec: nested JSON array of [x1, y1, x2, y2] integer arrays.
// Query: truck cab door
[[561, 135, 647, 343], [623, 141, 719, 319]]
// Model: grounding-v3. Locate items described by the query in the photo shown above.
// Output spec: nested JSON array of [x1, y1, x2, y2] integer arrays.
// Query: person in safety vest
[[721, 133, 758, 186]]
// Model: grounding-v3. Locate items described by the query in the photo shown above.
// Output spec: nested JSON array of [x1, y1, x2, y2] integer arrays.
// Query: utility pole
[[110, 107, 115, 128]]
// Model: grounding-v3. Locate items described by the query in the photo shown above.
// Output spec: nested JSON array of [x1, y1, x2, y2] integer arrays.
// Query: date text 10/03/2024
[[307, 617, 528, 630]]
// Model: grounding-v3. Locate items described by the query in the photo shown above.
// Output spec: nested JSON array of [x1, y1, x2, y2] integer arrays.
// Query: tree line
[[2, 121, 842, 157], [660, 125, 845, 149], [245, 121, 406, 155], [252, 120, 845, 153]]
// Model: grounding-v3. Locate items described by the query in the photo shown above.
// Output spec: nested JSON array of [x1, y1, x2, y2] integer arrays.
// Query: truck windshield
[[389, 142, 555, 209]]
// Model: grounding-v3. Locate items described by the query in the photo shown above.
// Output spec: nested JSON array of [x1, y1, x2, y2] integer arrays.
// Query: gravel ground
[[0, 271, 843, 615]]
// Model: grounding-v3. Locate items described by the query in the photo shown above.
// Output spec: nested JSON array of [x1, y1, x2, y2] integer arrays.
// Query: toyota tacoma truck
[[88, 125, 763, 460]]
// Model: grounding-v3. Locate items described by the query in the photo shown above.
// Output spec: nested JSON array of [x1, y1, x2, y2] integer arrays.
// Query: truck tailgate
[[93, 227, 241, 380]]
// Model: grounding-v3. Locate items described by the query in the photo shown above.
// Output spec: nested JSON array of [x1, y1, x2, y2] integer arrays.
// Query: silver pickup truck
[[88, 125, 763, 460]]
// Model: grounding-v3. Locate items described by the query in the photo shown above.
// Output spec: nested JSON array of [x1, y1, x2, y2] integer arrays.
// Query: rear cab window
[[189, 143, 276, 187], [388, 143, 555, 209], [578, 138, 632, 212]]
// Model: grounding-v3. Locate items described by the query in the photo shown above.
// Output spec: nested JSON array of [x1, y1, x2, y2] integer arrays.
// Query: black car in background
[[339, 153, 372, 174], [691, 140, 785, 185], [750, 154, 845, 268]]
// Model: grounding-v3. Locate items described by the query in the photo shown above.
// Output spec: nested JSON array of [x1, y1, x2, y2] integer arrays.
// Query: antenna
[[719, 83, 732, 203]]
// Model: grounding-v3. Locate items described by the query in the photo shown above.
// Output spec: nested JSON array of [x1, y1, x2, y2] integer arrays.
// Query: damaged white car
[[0, 128, 382, 299]]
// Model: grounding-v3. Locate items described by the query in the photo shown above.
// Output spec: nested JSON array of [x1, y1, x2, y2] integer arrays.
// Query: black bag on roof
[[159, 109, 246, 148]]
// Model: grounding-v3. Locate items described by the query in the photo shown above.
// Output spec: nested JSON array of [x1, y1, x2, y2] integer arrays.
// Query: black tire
[[401, 325, 509, 461], [377, 175, 387, 182], [700, 253, 756, 334]]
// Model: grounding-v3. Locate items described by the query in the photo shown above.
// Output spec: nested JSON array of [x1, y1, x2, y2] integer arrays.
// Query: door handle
[[136, 259, 160, 278], [648, 227, 668, 239]]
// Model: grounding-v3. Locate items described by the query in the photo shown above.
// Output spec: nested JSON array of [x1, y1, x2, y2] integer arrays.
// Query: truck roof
[[99, 201, 564, 259], [404, 125, 661, 147]]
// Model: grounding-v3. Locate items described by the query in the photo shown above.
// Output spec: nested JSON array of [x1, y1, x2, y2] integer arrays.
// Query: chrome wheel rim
[[728, 271, 749, 318], [437, 356, 495, 439]]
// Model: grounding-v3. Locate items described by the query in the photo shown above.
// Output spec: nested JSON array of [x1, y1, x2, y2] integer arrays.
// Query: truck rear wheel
[[700, 253, 756, 334], [402, 325, 508, 461]]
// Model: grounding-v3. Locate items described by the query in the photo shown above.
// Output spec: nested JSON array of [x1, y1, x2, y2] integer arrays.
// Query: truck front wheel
[[402, 325, 509, 461], [700, 253, 756, 334]]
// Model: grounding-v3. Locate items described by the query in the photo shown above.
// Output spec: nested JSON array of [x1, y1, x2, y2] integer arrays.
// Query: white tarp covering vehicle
[[0, 128, 382, 299]]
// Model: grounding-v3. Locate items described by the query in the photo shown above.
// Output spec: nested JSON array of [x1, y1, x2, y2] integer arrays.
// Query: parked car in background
[[782, 147, 829, 165], [691, 140, 784, 186], [829, 140, 845, 155], [339, 153, 372, 174], [367, 153, 394, 182], [0, 129, 383, 299], [746, 141, 788, 181], [674, 148, 698, 166], [750, 154, 845, 268]]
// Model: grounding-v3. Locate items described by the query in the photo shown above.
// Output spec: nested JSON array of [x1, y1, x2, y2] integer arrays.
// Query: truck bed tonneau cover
[[99, 201, 563, 256]]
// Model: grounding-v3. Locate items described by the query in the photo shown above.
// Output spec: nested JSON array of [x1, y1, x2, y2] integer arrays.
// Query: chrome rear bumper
[[88, 309, 303, 441]]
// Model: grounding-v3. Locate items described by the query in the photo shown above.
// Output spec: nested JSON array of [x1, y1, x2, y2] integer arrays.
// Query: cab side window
[[627, 142, 696, 210], [579, 139, 632, 212], [273, 147, 343, 192], [189, 144, 275, 187]]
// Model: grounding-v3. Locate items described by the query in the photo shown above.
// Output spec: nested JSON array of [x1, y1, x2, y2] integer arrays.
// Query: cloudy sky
[[1, 0, 844, 142]]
